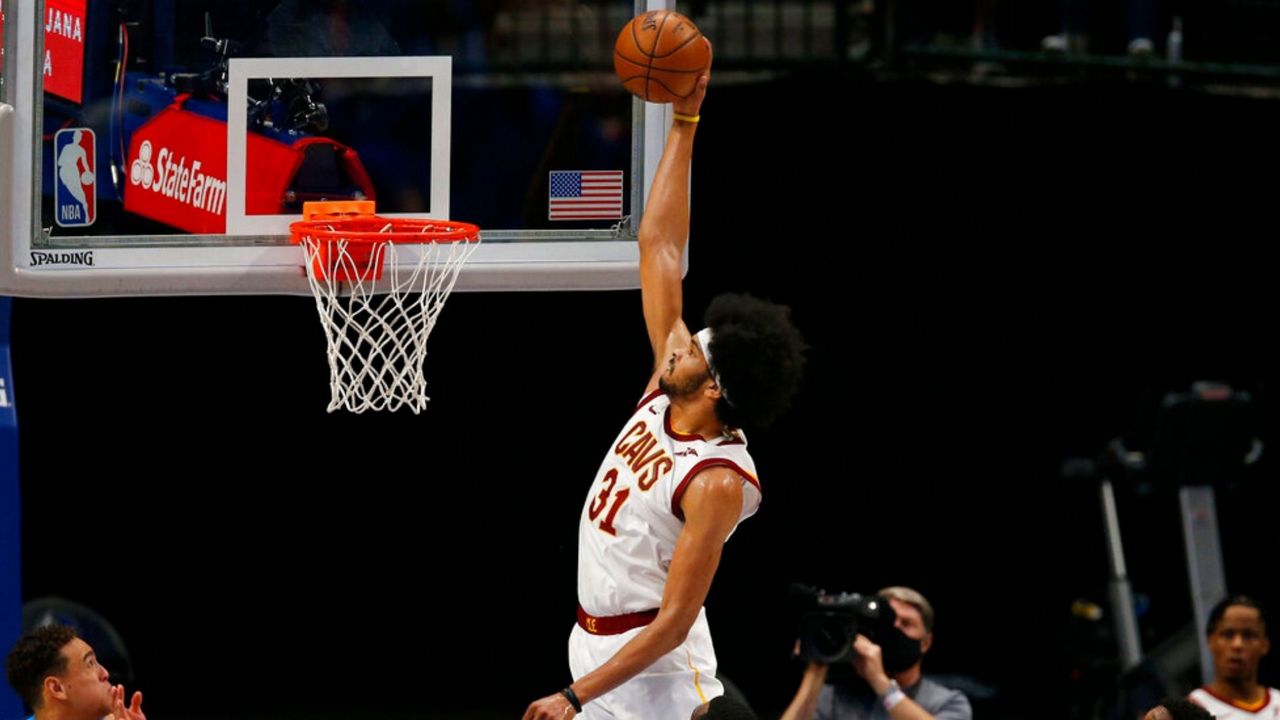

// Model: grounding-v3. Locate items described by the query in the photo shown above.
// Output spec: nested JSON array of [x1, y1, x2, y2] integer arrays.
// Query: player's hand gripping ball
[[614, 10, 710, 103]]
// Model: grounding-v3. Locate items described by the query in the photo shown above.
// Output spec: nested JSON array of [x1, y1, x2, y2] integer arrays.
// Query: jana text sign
[[44, 0, 87, 104]]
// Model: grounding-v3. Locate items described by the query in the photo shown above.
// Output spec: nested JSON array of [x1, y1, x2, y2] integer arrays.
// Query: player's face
[[659, 334, 713, 398], [1208, 605, 1270, 683], [53, 638, 113, 717]]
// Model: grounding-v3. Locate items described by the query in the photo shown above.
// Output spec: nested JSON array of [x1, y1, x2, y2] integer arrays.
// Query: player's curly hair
[[704, 293, 806, 429], [6, 624, 78, 710]]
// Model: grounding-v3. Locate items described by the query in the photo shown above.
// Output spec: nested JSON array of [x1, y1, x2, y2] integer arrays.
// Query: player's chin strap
[[694, 328, 732, 407]]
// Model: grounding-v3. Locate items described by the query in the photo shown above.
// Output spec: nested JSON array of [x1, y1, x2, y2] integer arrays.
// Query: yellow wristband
[[673, 112, 700, 124]]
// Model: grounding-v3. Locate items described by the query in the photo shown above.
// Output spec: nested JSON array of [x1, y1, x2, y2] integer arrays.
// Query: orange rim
[[290, 200, 479, 245], [289, 217, 480, 245]]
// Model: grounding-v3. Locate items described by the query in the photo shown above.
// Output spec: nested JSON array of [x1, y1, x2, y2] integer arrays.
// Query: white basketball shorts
[[568, 607, 724, 720]]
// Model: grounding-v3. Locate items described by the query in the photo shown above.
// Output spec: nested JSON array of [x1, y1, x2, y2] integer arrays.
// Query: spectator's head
[[5, 624, 113, 718], [879, 586, 935, 657], [1142, 697, 1214, 720], [690, 695, 759, 720], [1206, 595, 1270, 685]]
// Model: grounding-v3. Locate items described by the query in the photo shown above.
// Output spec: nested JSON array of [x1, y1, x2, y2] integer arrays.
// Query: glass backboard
[[0, 0, 680, 296]]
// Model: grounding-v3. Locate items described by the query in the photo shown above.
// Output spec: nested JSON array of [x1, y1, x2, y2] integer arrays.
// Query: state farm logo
[[130, 140, 156, 188], [129, 139, 227, 216]]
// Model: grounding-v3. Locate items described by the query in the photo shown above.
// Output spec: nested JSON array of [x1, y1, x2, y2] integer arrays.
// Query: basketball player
[[523, 44, 807, 720], [6, 624, 145, 720], [1189, 596, 1279, 719]]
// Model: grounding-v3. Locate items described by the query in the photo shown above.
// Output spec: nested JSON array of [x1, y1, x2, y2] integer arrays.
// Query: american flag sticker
[[549, 170, 624, 221]]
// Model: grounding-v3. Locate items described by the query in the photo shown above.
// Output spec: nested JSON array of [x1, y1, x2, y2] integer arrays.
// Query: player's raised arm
[[639, 42, 711, 377]]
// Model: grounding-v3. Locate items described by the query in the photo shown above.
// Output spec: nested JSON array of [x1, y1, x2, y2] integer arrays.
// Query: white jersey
[[577, 389, 762, 617], [1189, 687, 1280, 719]]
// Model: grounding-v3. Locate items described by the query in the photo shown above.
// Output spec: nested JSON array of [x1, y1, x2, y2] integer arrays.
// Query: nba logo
[[54, 128, 96, 227]]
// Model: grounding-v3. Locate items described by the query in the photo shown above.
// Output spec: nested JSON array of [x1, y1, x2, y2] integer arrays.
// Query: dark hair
[[1154, 697, 1214, 720], [6, 624, 78, 710], [703, 293, 806, 428], [702, 695, 759, 720], [1206, 595, 1267, 635]]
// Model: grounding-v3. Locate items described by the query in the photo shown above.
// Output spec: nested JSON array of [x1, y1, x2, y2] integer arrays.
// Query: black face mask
[[878, 626, 924, 675]]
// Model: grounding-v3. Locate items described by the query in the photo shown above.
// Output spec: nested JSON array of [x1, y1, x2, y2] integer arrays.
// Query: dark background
[[11, 72, 1280, 718]]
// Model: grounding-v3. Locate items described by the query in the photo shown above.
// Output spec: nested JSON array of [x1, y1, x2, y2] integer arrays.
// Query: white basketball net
[[297, 225, 479, 414]]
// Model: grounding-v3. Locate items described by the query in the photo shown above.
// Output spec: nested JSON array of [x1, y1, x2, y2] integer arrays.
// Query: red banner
[[125, 106, 233, 233], [124, 102, 367, 234], [1, 0, 7, 77], [44, 0, 87, 104]]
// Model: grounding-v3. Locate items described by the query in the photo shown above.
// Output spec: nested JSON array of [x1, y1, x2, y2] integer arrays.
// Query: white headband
[[694, 327, 731, 405]]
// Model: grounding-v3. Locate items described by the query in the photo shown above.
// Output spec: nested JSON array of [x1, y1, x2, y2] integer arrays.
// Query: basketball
[[614, 10, 710, 104]]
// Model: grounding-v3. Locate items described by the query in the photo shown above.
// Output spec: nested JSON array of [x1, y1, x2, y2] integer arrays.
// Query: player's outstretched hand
[[110, 684, 146, 720], [672, 38, 712, 119], [523, 691, 577, 720]]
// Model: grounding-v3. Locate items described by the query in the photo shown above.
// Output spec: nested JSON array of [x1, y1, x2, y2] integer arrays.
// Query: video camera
[[791, 584, 898, 664]]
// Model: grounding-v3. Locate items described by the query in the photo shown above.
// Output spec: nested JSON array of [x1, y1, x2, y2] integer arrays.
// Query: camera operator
[[780, 587, 971, 720]]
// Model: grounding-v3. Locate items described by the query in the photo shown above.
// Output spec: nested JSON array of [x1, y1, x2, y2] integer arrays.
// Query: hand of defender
[[673, 38, 712, 118]]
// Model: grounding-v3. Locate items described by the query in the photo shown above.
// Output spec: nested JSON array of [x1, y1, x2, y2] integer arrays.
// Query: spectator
[[780, 587, 971, 720]]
